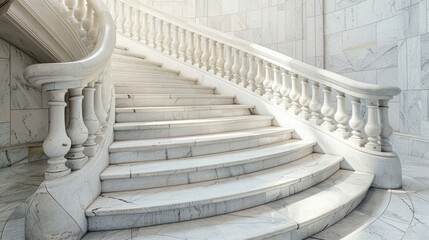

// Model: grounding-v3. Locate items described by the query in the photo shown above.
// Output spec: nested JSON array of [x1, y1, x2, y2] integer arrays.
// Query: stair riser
[[112, 66, 177, 74], [267, 191, 367, 240], [112, 60, 160, 68], [115, 98, 234, 108], [88, 162, 340, 231], [102, 146, 314, 192], [115, 108, 252, 122], [113, 76, 196, 85], [109, 132, 292, 164], [114, 86, 214, 95], [114, 119, 271, 140]]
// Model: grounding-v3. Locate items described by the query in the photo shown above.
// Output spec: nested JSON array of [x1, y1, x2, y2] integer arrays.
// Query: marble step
[[113, 74, 197, 85], [115, 94, 235, 108], [111, 58, 162, 68], [84, 170, 373, 239], [101, 140, 316, 192], [113, 115, 273, 140], [115, 104, 254, 122], [114, 45, 129, 51], [112, 51, 146, 60], [111, 65, 179, 75], [86, 153, 344, 231], [109, 127, 293, 164], [114, 83, 215, 94]]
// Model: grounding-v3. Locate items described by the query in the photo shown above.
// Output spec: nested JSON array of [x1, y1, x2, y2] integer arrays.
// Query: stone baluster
[[58, 0, 68, 11], [65, 0, 78, 23], [216, 42, 225, 77], [148, 15, 156, 48], [334, 91, 350, 138], [349, 97, 365, 146], [201, 37, 209, 70], [74, 0, 87, 37], [163, 22, 172, 54], [288, 73, 301, 115], [254, 58, 264, 96], [223, 45, 233, 80], [87, 12, 98, 47], [83, 82, 100, 157], [95, 75, 108, 131], [280, 69, 291, 109], [321, 86, 336, 131], [65, 88, 88, 170], [155, 19, 164, 51], [231, 48, 240, 84], [171, 25, 179, 57], [116, 2, 125, 34], [379, 99, 393, 152], [82, 3, 94, 41], [194, 35, 203, 67], [140, 12, 149, 44], [365, 100, 382, 151], [239, 52, 248, 87], [124, 5, 133, 37], [186, 31, 195, 64], [263, 62, 273, 100], [208, 39, 217, 74], [44, 89, 71, 180], [309, 82, 323, 125], [131, 9, 141, 40], [110, 0, 118, 22], [247, 55, 257, 91], [271, 66, 282, 104], [178, 28, 187, 61], [299, 78, 311, 119]]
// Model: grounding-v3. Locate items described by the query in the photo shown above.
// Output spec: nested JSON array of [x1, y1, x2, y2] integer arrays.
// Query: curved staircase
[[84, 49, 374, 239]]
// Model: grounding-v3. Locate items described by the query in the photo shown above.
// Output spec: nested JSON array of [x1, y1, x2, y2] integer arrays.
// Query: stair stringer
[[116, 34, 401, 189]]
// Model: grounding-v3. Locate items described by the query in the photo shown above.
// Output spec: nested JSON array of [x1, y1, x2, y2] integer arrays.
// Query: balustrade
[[109, 0, 400, 155]]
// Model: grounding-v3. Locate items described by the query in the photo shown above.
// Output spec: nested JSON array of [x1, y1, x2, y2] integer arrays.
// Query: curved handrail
[[25, 0, 116, 90], [123, 0, 400, 100]]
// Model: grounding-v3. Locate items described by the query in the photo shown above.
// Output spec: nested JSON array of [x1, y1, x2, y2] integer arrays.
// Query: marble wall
[[0, 38, 48, 168], [138, 0, 324, 66]]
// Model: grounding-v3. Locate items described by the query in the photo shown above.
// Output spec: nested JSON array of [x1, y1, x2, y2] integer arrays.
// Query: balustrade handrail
[[25, 0, 115, 90], [121, 0, 400, 100]]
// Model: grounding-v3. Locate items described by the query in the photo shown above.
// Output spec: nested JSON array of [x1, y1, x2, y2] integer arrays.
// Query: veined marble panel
[[10, 46, 41, 110], [0, 38, 10, 59], [407, 36, 421, 90], [246, 10, 262, 29], [377, 16, 398, 44], [398, 3, 420, 40], [238, 0, 260, 12], [10, 110, 48, 145], [357, 0, 398, 27], [421, 32, 429, 88], [221, 0, 239, 15], [324, 10, 346, 35], [208, 0, 222, 16], [230, 13, 246, 31], [343, 24, 377, 52], [0, 59, 10, 123], [400, 91, 421, 135], [0, 123, 10, 147], [0, 148, 28, 168]]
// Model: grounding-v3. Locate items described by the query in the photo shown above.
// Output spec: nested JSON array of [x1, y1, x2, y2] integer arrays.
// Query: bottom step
[[83, 170, 373, 240]]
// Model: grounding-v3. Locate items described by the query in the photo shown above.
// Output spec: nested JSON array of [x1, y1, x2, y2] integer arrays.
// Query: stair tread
[[102, 139, 316, 179], [115, 104, 254, 113], [86, 154, 345, 216], [84, 170, 373, 239], [109, 127, 292, 152], [113, 115, 273, 130], [115, 93, 234, 99], [114, 82, 214, 89]]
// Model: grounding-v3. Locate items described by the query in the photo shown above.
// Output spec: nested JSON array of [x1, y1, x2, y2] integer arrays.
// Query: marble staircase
[[85, 49, 375, 239]]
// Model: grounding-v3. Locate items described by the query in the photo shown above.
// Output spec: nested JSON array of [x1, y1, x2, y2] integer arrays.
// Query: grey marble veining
[[10, 46, 41, 110], [10, 110, 48, 145], [0, 39, 9, 59], [0, 59, 10, 123]]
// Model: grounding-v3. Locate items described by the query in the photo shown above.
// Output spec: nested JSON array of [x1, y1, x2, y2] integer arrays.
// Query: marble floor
[[1, 154, 428, 240]]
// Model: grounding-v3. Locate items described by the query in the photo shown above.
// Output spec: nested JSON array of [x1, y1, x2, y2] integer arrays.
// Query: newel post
[[44, 89, 71, 180]]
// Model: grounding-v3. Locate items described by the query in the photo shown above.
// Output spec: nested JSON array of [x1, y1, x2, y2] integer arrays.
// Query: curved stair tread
[[113, 82, 215, 89], [86, 170, 373, 234], [101, 139, 316, 179], [86, 153, 343, 217], [115, 104, 255, 113], [113, 115, 273, 130], [115, 94, 235, 99], [109, 127, 293, 152]]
